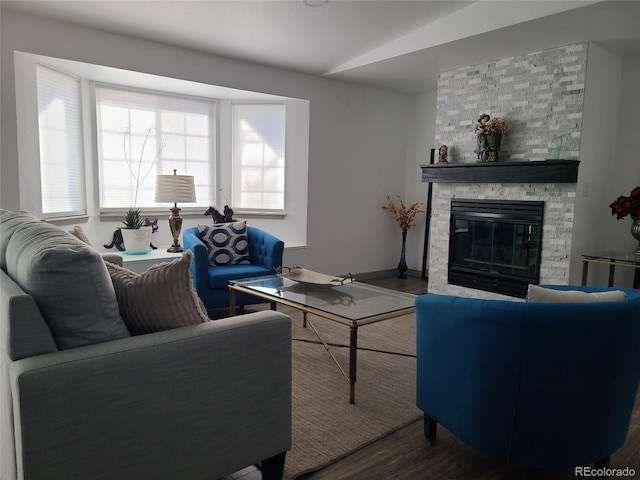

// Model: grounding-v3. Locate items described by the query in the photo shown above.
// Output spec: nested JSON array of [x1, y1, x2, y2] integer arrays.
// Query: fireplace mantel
[[420, 160, 579, 184]]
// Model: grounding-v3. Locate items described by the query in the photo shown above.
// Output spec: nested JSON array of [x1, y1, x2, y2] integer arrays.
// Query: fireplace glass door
[[448, 200, 544, 298]]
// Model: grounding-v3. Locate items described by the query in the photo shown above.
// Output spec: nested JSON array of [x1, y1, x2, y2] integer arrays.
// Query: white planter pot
[[121, 227, 152, 254]]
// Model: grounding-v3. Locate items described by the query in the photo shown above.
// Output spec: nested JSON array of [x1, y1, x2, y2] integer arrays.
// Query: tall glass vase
[[397, 230, 408, 279]]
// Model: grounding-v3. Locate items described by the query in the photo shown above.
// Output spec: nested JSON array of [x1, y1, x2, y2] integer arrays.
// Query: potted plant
[[120, 207, 152, 254], [117, 126, 164, 254]]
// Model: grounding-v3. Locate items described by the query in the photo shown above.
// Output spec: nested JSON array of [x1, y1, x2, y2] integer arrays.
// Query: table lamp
[[155, 170, 196, 252]]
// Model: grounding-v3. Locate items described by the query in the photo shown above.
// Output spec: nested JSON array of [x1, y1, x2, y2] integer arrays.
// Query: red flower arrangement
[[382, 195, 424, 232], [610, 186, 640, 219]]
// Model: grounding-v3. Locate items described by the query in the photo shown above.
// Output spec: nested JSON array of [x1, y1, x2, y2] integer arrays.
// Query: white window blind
[[36, 65, 86, 218], [95, 86, 214, 210], [232, 103, 285, 211]]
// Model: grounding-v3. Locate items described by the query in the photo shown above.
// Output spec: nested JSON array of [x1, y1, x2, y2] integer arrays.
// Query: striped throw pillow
[[106, 251, 209, 335]]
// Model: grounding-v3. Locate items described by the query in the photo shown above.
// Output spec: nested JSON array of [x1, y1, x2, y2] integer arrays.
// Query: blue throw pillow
[[198, 221, 250, 266]]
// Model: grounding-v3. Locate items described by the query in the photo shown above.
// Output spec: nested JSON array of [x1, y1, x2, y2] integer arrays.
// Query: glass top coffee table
[[229, 275, 416, 403]]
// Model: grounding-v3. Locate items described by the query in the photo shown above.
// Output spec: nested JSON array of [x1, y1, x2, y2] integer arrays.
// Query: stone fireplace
[[427, 180, 576, 300], [423, 161, 578, 299], [426, 43, 587, 300]]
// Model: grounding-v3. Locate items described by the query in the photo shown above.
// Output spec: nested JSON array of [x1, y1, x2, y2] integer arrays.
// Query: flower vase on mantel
[[486, 133, 502, 162], [397, 230, 408, 279], [630, 216, 640, 258]]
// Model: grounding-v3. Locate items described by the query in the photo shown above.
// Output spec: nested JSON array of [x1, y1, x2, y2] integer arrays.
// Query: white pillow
[[527, 284, 627, 303]]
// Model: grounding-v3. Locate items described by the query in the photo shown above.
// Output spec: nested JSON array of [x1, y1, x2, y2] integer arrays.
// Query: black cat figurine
[[104, 218, 159, 251], [104, 228, 125, 251]]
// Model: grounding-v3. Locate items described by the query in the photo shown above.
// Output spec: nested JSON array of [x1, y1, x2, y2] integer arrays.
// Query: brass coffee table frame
[[229, 278, 416, 404]]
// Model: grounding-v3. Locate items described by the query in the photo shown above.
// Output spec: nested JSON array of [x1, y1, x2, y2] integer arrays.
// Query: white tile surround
[[429, 44, 587, 299], [428, 183, 576, 300]]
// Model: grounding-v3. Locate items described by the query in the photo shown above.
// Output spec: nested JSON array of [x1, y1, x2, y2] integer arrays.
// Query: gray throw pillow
[[0, 210, 41, 271], [68, 225, 92, 245], [5, 220, 130, 350]]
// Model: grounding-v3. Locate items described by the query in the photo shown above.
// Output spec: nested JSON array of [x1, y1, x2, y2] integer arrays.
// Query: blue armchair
[[416, 285, 640, 468], [183, 225, 284, 311]]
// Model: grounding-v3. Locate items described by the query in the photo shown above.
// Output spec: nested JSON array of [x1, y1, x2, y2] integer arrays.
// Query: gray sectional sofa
[[1, 210, 292, 480]]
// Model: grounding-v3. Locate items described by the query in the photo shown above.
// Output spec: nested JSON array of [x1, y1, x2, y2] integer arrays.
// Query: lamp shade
[[155, 173, 196, 203]]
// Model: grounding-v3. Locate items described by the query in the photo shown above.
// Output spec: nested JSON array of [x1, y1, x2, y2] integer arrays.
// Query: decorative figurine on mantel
[[437, 144, 449, 163], [474, 114, 490, 162]]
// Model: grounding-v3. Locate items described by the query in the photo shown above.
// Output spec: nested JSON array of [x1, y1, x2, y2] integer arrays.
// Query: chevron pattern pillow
[[198, 221, 251, 266]]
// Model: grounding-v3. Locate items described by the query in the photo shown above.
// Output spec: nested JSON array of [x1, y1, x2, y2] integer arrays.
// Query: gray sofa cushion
[[0, 210, 41, 271], [5, 220, 130, 350], [0, 270, 58, 360]]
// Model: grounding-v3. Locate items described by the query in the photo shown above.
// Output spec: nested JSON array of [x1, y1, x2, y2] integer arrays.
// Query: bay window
[[232, 103, 286, 212], [36, 65, 86, 218], [95, 86, 214, 211], [17, 51, 309, 248]]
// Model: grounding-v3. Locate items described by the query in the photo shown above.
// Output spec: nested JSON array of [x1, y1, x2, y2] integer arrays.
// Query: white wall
[[615, 52, 640, 286], [582, 51, 640, 286], [1, 10, 410, 276], [403, 91, 436, 275], [571, 46, 640, 287], [570, 43, 623, 285]]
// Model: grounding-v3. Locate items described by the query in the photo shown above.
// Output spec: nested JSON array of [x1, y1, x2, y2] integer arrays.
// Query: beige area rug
[[279, 306, 422, 480]]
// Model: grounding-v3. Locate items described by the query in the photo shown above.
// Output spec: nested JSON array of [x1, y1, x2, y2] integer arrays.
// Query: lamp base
[[167, 206, 184, 253]]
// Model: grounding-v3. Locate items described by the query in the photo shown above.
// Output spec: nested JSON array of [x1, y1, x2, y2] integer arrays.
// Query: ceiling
[[3, 0, 640, 94]]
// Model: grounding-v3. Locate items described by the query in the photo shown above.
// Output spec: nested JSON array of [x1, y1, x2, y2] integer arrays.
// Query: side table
[[581, 251, 640, 290], [119, 249, 183, 274]]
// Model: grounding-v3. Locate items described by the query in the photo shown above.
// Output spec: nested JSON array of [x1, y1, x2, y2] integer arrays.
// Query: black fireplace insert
[[448, 199, 544, 298]]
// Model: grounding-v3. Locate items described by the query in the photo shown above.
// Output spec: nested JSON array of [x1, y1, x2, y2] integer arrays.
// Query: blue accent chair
[[183, 226, 284, 311], [416, 285, 640, 468]]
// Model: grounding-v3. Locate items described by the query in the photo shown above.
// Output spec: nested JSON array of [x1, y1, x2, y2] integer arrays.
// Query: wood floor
[[223, 272, 640, 480]]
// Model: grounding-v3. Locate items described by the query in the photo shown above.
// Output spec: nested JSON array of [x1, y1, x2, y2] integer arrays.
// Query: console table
[[119, 249, 183, 274], [581, 251, 640, 290]]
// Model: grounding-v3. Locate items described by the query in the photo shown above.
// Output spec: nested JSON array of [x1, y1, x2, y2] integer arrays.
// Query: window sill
[[44, 215, 90, 224], [99, 209, 286, 221], [234, 210, 286, 220]]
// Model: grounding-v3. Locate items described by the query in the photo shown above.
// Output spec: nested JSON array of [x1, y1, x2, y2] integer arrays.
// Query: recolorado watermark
[[575, 466, 636, 477]]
